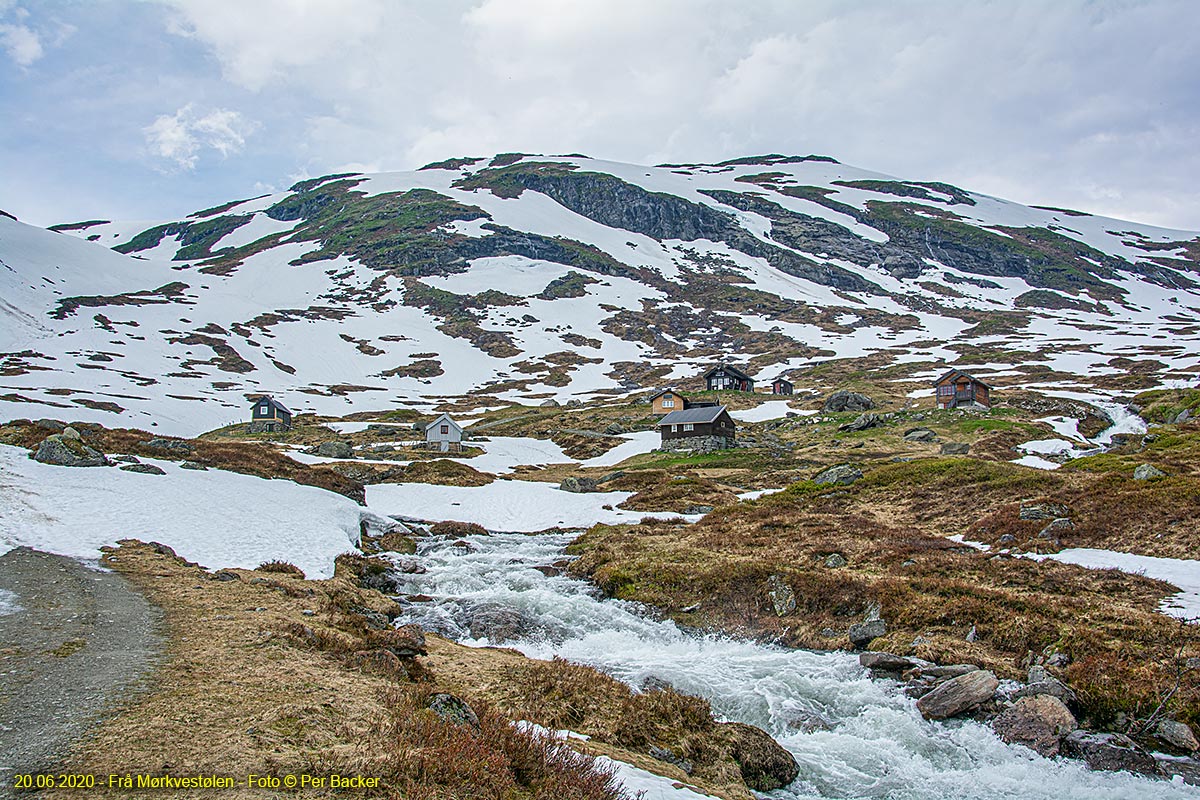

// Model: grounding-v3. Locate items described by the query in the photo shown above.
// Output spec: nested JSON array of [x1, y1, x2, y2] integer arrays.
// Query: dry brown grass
[[400, 459, 494, 486]]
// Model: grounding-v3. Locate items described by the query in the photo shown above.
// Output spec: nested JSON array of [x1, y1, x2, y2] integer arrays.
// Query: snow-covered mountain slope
[[2, 153, 1198, 435]]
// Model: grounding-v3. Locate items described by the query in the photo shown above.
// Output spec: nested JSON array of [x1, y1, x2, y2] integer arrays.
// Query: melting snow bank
[[367, 479, 696, 532], [1030, 548, 1200, 620], [394, 532, 1194, 799], [0, 444, 367, 578], [1014, 396, 1148, 470]]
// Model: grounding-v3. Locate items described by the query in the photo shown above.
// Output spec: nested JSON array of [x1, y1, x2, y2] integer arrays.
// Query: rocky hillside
[[1, 153, 1198, 434]]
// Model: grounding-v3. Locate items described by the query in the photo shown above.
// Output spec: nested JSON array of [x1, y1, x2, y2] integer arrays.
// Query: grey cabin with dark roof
[[247, 395, 292, 433], [657, 405, 736, 452]]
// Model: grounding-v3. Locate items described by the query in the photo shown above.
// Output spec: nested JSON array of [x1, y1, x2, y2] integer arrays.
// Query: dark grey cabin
[[248, 395, 292, 432], [703, 364, 755, 392], [772, 377, 794, 395], [657, 405, 736, 451]]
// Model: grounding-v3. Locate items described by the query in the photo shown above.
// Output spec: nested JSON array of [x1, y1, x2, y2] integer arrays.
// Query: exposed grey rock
[[813, 464, 863, 485], [848, 619, 887, 649], [997, 534, 1016, 545], [540, 399, 560, 407], [766, 574, 797, 616], [839, 413, 882, 432], [940, 442, 970, 455], [721, 721, 801, 792], [119, 463, 166, 475], [179, 460, 209, 470], [859, 651, 915, 672], [1019, 502, 1070, 520], [904, 427, 937, 442], [922, 664, 980, 680], [992, 695, 1076, 757], [32, 435, 109, 468], [559, 476, 599, 493], [604, 422, 626, 435], [1015, 677, 1078, 709], [565, 399, 582, 407], [1061, 731, 1158, 777], [1155, 719, 1200, 753], [1133, 463, 1166, 480], [112, 454, 140, 463], [1175, 408, 1193, 425], [824, 390, 876, 413], [1038, 518, 1074, 540], [916, 670, 999, 720], [427, 693, 480, 730], [782, 709, 833, 734], [683, 505, 714, 515], [60, 426, 81, 440], [144, 437, 194, 454], [824, 553, 848, 568], [316, 440, 353, 459], [648, 745, 693, 775]]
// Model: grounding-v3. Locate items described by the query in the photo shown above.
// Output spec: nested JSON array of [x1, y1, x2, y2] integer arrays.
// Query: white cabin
[[424, 413, 464, 452]]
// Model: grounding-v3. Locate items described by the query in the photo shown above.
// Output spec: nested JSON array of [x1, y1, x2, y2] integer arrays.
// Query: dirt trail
[[0, 548, 162, 793]]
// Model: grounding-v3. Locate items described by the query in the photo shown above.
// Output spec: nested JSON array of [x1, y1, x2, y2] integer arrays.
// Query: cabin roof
[[702, 363, 753, 382], [647, 387, 683, 401], [933, 368, 992, 389], [423, 412, 462, 432], [773, 376, 793, 384], [250, 395, 291, 414], [658, 405, 731, 426]]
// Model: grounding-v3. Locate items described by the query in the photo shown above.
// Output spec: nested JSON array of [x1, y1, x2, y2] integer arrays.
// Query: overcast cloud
[[0, 0, 1197, 230]]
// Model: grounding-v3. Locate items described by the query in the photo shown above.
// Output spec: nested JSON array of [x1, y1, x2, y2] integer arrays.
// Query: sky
[[1, 0, 1198, 230]]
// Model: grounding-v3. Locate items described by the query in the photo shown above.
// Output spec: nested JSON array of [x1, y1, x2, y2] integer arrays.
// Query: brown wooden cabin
[[703, 364, 755, 392], [658, 405, 736, 448], [933, 369, 992, 410], [648, 388, 687, 415], [772, 377, 794, 395], [249, 395, 293, 432]]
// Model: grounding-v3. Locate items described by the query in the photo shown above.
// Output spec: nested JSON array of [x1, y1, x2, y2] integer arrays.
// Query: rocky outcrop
[[1154, 719, 1200, 753], [427, 693, 480, 730], [1134, 463, 1166, 480], [859, 652, 916, 673], [316, 441, 354, 459], [992, 695, 1076, 757], [813, 464, 863, 486], [915, 670, 998, 720], [32, 434, 109, 467], [1019, 502, 1070, 520], [559, 476, 599, 493], [766, 574, 797, 616], [838, 413, 882, 432], [721, 721, 800, 792], [119, 463, 166, 475], [823, 390, 876, 412], [940, 442, 970, 455], [1060, 731, 1158, 777], [848, 618, 886, 649], [903, 427, 937, 442]]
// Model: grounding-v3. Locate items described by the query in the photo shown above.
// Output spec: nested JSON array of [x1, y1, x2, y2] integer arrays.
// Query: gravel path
[[0, 548, 162, 791]]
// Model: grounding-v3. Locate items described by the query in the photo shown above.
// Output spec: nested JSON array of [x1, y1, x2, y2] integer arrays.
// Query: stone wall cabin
[[247, 395, 292, 433], [423, 412, 464, 452], [649, 388, 687, 415], [658, 405, 737, 452], [703, 364, 755, 392], [933, 369, 992, 410], [772, 377, 794, 395]]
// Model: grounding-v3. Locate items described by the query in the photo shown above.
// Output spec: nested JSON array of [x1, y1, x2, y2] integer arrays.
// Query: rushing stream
[[394, 531, 1196, 799]]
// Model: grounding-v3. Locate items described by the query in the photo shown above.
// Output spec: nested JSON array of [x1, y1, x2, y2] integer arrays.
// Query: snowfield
[[1035, 548, 1200, 620], [0, 445, 366, 578]]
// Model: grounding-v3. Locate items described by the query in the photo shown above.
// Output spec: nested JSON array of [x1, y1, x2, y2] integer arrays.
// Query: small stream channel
[[392, 531, 1196, 799]]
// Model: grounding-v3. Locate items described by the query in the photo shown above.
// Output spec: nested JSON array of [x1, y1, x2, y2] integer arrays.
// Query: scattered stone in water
[[859, 651, 916, 672], [992, 695, 1076, 757], [1154, 719, 1200, 753], [1060, 731, 1158, 777], [916, 670, 998, 720]]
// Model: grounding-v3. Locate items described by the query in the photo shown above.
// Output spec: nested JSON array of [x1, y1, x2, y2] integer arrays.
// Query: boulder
[[1155, 719, 1200, 753], [427, 693, 480, 730], [540, 399, 560, 407], [824, 390, 876, 413], [992, 695, 1076, 757], [921, 664, 980, 680], [1060, 731, 1158, 777], [648, 745, 693, 775], [903, 427, 937, 443], [144, 437, 194, 455], [373, 624, 427, 658], [559, 476, 599, 493], [1175, 408, 1193, 425], [838, 413, 881, 432], [848, 619, 887, 649], [179, 460, 209, 470], [1015, 677, 1078, 709], [766, 574, 796, 616], [464, 602, 542, 643], [859, 652, 916, 672], [940, 442, 970, 455], [813, 464, 863, 486], [824, 553, 848, 568], [32, 435, 109, 468], [604, 422, 626, 435], [119, 463, 166, 475], [915, 670, 999, 720], [61, 426, 82, 440], [316, 441, 354, 459], [721, 721, 800, 792], [1019, 502, 1070, 521], [1133, 463, 1166, 481]]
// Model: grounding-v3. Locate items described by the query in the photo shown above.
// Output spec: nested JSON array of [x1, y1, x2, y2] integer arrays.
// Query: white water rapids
[[394, 531, 1196, 799]]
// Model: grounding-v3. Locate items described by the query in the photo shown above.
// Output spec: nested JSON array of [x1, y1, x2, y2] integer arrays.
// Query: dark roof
[[702, 363, 754, 382], [773, 376, 793, 384], [658, 405, 731, 426], [933, 368, 992, 389], [250, 395, 292, 414], [647, 387, 683, 401]]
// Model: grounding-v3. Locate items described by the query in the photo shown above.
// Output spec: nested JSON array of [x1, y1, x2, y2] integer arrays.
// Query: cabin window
[[937, 385, 953, 396], [672, 424, 679, 432], [260, 403, 269, 412], [663, 398, 675, 408], [683, 423, 694, 431], [440, 425, 449, 434]]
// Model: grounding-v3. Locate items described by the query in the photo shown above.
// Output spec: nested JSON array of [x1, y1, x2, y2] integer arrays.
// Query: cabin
[[657, 405, 737, 452], [703, 364, 755, 392], [771, 377, 794, 396], [247, 395, 292, 433], [648, 388, 686, 415], [423, 412, 464, 452], [933, 369, 992, 410]]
